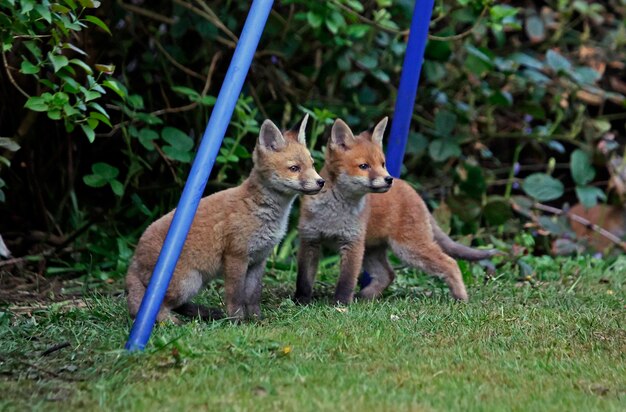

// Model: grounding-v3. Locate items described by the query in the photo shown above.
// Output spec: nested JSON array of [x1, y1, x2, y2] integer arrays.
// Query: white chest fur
[[300, 189, 365, 242], [247, 197, 294, 264]]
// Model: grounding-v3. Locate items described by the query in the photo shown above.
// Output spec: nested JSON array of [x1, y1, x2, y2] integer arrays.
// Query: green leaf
[[171, 86, 200, 100], [458, 163, 486, 199], [83, 90, 101, 101], [509, 52, 544, 70], [51, 3, 70, 13], [21, 0, 35, 13], [161, 127, 194, 151], [69, 58, 93, 74], [84, 15, 111, 35], [34, 4, 51, 22], [48, 52, 69, 72], [198, 95, 217, 106], [24, 96, 48, 112], [102, 79, 127, 100], [571, 67, 600, 85], [483, 197, 513, 226], [342, 72, 365, 88], [429, 139, 461, 162], [127, 94, 144, 110], [522, 173, 564, 202], [110, 179, 124, 196], [570, 149, 595, 186], [490, 5, 519, 20], [20, 60, 39, 74], [162, 146, 192, 163], [94, 63, 115, 74], [134, 112, 163, 125], [489, 90, 513, 107], [89, 111, 111, 127], [524, 14, 545, 43], [83, 174, 107, 187], [81, 124, 96, 142], [138, 128, 158, 150], [447, 195, 481, 222], [92, 162, 119, 180], [0, 137, 20, 152], [464, 45, 494, 76], [346, 24, 369, 38], [434, 110, 457, 136], [546, 50, 571, 73], [575, 186, 606, 209], [306, 12, 322, 28], [47, 110, 61, 120]]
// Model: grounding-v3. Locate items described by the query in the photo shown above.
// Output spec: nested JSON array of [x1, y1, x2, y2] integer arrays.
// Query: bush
[[1, 0, 625, 281]]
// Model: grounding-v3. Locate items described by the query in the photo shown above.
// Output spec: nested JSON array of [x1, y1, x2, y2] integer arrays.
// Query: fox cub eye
[[289, 165, 301, 172], [358, 163, 370, 170], [382, 162, 385, 168]]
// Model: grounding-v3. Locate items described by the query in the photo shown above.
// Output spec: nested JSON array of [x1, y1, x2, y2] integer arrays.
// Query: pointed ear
[[259, 119, 287, 151], [296, 113, 309, 145], [330, 118, 355, 151], [371, 117, 388, 147]]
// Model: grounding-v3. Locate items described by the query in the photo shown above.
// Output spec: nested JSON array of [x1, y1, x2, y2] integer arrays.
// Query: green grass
[[1, 256, 625, 411]]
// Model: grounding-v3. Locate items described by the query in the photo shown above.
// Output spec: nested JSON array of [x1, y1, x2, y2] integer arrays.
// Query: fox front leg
[[244, 259, 266, 319], [223, 254, 249, 320], [295, 238, 321, 304], [334, 238, 365, 305]]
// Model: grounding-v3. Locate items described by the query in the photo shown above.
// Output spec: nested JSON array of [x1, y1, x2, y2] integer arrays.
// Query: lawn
[[1, 256, 624, 411]]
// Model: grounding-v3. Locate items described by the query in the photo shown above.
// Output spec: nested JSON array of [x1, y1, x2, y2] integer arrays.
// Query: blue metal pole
[[386, 0, 435, 177], [125, 0, 274, 351], [360, 0, 434, 289]]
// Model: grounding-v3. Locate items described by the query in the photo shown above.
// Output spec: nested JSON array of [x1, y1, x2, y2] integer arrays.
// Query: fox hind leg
[[358, 246, 395, 300], [390, 241, 468, 301]]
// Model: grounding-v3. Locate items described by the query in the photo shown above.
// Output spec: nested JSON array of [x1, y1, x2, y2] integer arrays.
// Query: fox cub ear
[[259, 119, 287, 151], [330, 118, 355, 151], [371, 116, 388, 147], [296, 113, 309, 145]]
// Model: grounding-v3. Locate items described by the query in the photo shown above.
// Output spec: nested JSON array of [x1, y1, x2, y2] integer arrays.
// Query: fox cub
[[296, 118, 497, 304], [127, 115, 324, 322]]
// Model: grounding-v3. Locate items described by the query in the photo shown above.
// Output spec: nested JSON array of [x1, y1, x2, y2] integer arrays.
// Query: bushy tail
[[173, 303, 224, 321], [430, 215, 499, 261]]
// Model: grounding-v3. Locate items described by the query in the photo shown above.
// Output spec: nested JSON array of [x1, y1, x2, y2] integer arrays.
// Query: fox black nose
[[384, 176, 393, 185], [316, 179, 325, 188]]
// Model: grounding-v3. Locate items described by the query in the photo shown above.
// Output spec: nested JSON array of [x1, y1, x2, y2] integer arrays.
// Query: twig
[[173, 0, 238, 43], [152, 141, 180, 183], [117, 0, 176, 24], [191, 0, 239, 42], [12, 34, 51, 39], [40, 342, 71, 357], [428, 8, 488, 41], [153, 38, 204, 80], [2, 52, 29, 98], [511, 200, 626, 252]]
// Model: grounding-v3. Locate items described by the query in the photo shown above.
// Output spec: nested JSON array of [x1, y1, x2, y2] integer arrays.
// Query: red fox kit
[[296, 118, 497, 304], [126, 115, 324, 322]]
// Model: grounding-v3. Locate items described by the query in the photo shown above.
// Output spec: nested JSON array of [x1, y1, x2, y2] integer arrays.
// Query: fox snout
[[301, 173, 325, 195], [370, 174, 393, 192]]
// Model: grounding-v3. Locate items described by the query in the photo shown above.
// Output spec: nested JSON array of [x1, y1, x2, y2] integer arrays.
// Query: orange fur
[[126, 117, 324, 322], [297, 118, 496, 304]]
